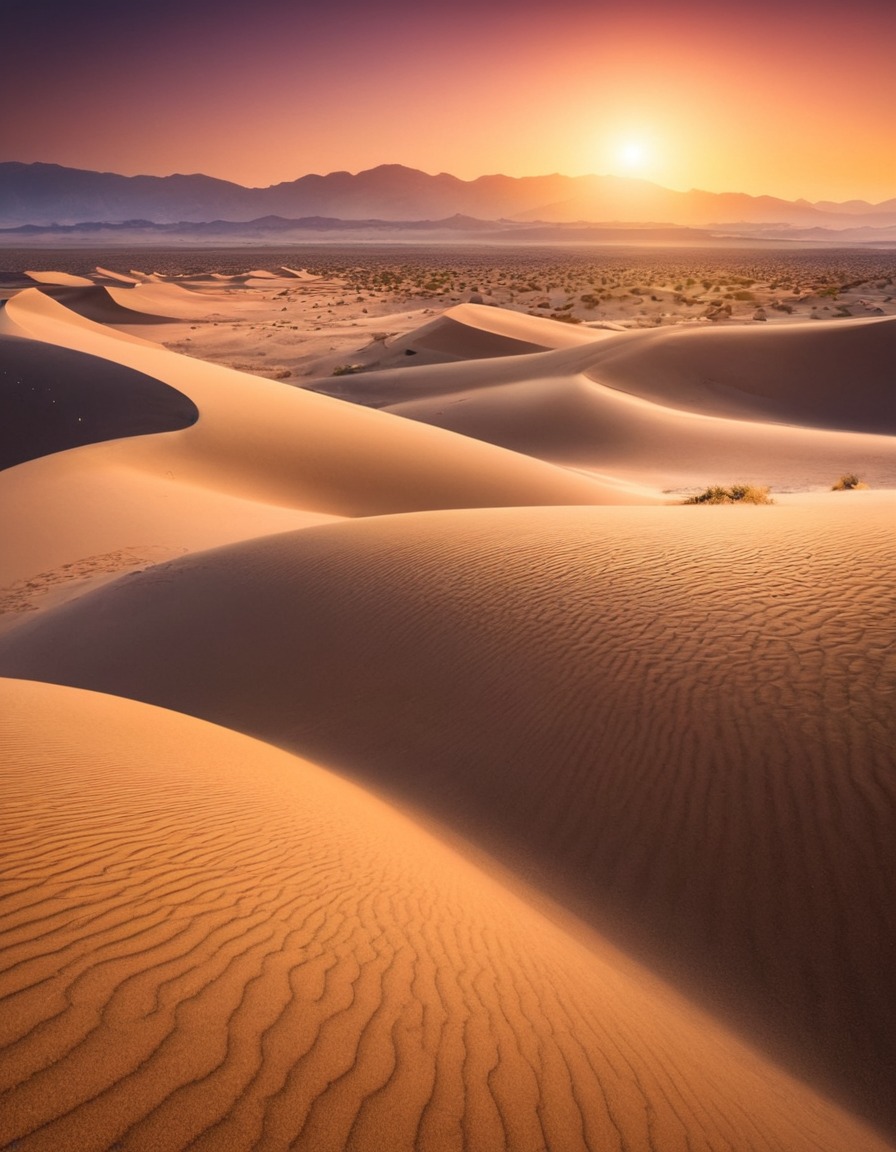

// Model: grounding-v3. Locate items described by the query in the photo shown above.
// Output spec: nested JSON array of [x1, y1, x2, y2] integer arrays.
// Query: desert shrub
[[332, 364, 363, 376], [831, 473, 869, 490], [684, 484, 774, 505]]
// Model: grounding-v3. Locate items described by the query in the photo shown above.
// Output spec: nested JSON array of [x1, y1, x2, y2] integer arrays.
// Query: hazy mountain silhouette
[[2, 161, 896, 232]]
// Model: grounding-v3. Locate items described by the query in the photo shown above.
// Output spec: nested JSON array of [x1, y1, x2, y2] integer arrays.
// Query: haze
[[2, 0, 895, 202]]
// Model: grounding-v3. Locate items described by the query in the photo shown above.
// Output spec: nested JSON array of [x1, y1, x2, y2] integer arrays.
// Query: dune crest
[[0, 289, 633, 513], [1, 677, 891, 1152], [3, 256, 894, 1148], [2, 504, 892, 1133], [311, 305, 896, 491]]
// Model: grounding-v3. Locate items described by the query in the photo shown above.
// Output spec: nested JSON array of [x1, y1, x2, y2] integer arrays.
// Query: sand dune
[[393, 301, 612, 361], [0, 289, 636, 513], [94, 266, 142, 285], [0, 333, 197, 470], [24, 270, 95, 287], [1, 504, 893, 1135], [581, 314, 896, 433], [423, 302, 616, 349], [280, 266, 321, 279], [0, 288, 634, 621], [1, 676, 891, 1152], [3, 264, 894, 1148], [384, 368, 896, 490], [32, 284, 177, 326], [105, 281, 231, 320], [315, 314, 896, 490]]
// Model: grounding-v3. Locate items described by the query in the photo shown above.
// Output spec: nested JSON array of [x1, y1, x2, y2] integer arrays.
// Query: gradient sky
[[2, 0, 895, 202]]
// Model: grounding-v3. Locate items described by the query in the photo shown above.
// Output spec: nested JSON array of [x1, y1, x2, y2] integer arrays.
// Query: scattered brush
[[331, 364, 363, 376], [831, 473, 869, 490], [684, 484, 774, 505]]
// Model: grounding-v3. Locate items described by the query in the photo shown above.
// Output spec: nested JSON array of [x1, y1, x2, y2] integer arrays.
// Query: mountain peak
[[0, 161, 894, 231]]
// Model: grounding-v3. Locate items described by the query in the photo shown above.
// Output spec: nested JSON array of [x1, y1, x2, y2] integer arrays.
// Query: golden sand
[[1, 265, 894, 1149]]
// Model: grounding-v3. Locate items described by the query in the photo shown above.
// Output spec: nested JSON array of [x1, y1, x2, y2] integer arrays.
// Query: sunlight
[[617, 140, 648, 170]]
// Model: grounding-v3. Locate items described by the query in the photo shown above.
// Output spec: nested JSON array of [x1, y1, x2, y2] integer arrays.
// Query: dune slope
[[33, 285, 177, 326], [384, 302, 610, 363], [312, 310, 896, 490], [0, 289, 630, 513], [5, 677, 891, 1151], [581, 314, 896, 433], [0, 334, 197, 469], [0, 504, 893, 1135]]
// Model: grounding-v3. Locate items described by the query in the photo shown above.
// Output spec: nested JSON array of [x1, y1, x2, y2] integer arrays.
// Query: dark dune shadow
[[36, 284, 176, 325], [0, 333, 198, 469], [0, 509, 893, 1137]]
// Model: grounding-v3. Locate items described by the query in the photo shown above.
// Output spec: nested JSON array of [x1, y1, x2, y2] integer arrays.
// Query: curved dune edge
[[394, 302, 610, 361], [1, 677, 891, 1152], [106, 281, 237, 321], [34, 285, 177, 327], [311, 311, 896, 491], [24, 270, 95, 287], [581, 313, 896, 433], [0, 289, 643, 512], [383, 366, 896, 490], [2, 504, 892, 1135], [0, 333, 198, 471], [436, 303, 613, 348]]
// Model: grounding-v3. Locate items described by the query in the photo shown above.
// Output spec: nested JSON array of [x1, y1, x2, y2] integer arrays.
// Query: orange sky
[[3, 0, 895, 203]]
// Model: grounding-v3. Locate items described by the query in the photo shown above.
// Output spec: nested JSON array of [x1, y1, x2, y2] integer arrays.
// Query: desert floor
[[1, 251, 894, 1151]]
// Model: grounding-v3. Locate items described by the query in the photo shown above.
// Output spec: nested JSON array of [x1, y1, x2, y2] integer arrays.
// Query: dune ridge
[[580, 314, 896, 432], [2, 262, 894, 1149], [0, 289, 632, 513], [313, 305, 896, 490], [1, 504, 893, 1135], [32, 285, 178, 326], [0, 333, 197, 469], [1, 677, 892, 1152]]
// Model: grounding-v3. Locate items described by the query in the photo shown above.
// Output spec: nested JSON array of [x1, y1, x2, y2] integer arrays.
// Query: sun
[[617, 140, 648, 170]]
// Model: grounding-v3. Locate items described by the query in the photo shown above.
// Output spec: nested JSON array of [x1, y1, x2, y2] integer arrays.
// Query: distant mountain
[[0, 214, 721, 247], [812, 197, 896, 218], [2, 161, 896, 233]]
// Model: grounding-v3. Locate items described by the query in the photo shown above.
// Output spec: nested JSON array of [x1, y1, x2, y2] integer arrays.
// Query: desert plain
[[0, 245, 895, 1152]]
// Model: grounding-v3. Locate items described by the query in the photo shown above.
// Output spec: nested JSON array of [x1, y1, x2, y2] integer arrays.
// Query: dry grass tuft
[[831, 473, 870, 491], [684, 484, 774, 505]]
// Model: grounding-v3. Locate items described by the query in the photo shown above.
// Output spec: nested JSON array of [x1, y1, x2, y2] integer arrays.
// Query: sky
[[1, 0, 895, 203]]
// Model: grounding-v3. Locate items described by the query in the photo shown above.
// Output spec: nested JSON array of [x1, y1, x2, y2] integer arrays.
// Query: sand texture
[[2, 677, 893, 1152], [2, 502, 894, 1137], [1, 258, 894, 1150]]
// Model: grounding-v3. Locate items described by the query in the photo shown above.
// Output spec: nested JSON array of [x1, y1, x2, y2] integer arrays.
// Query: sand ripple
[[0, 505, 893, 1137], [1, 678, 890, 1152]]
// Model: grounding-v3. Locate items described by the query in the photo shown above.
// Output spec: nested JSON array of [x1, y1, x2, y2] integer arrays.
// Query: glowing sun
[[617, 140, 649, 169]]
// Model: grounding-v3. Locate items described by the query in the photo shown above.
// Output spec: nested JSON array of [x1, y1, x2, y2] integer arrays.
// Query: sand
[[0, 333, 197, 469], [1, 259, 894, 1150], [4, 677, 892, 1151]]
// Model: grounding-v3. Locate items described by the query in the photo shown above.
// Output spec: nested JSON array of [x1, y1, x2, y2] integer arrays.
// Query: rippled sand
[[1, 266, 894, 1150]]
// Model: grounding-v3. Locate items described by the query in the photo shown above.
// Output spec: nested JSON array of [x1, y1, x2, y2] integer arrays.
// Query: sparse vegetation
[[332, 364, 363, 376], [684, 484, 774, 505], [831, 473, 869, 490]]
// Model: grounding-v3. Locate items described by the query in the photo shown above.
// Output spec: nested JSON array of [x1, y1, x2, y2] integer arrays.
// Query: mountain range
[[2, 162, 896, 239]]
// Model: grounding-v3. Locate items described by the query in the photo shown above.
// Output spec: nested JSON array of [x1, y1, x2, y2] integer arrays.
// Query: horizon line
[[4, 158, 896, 208]]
